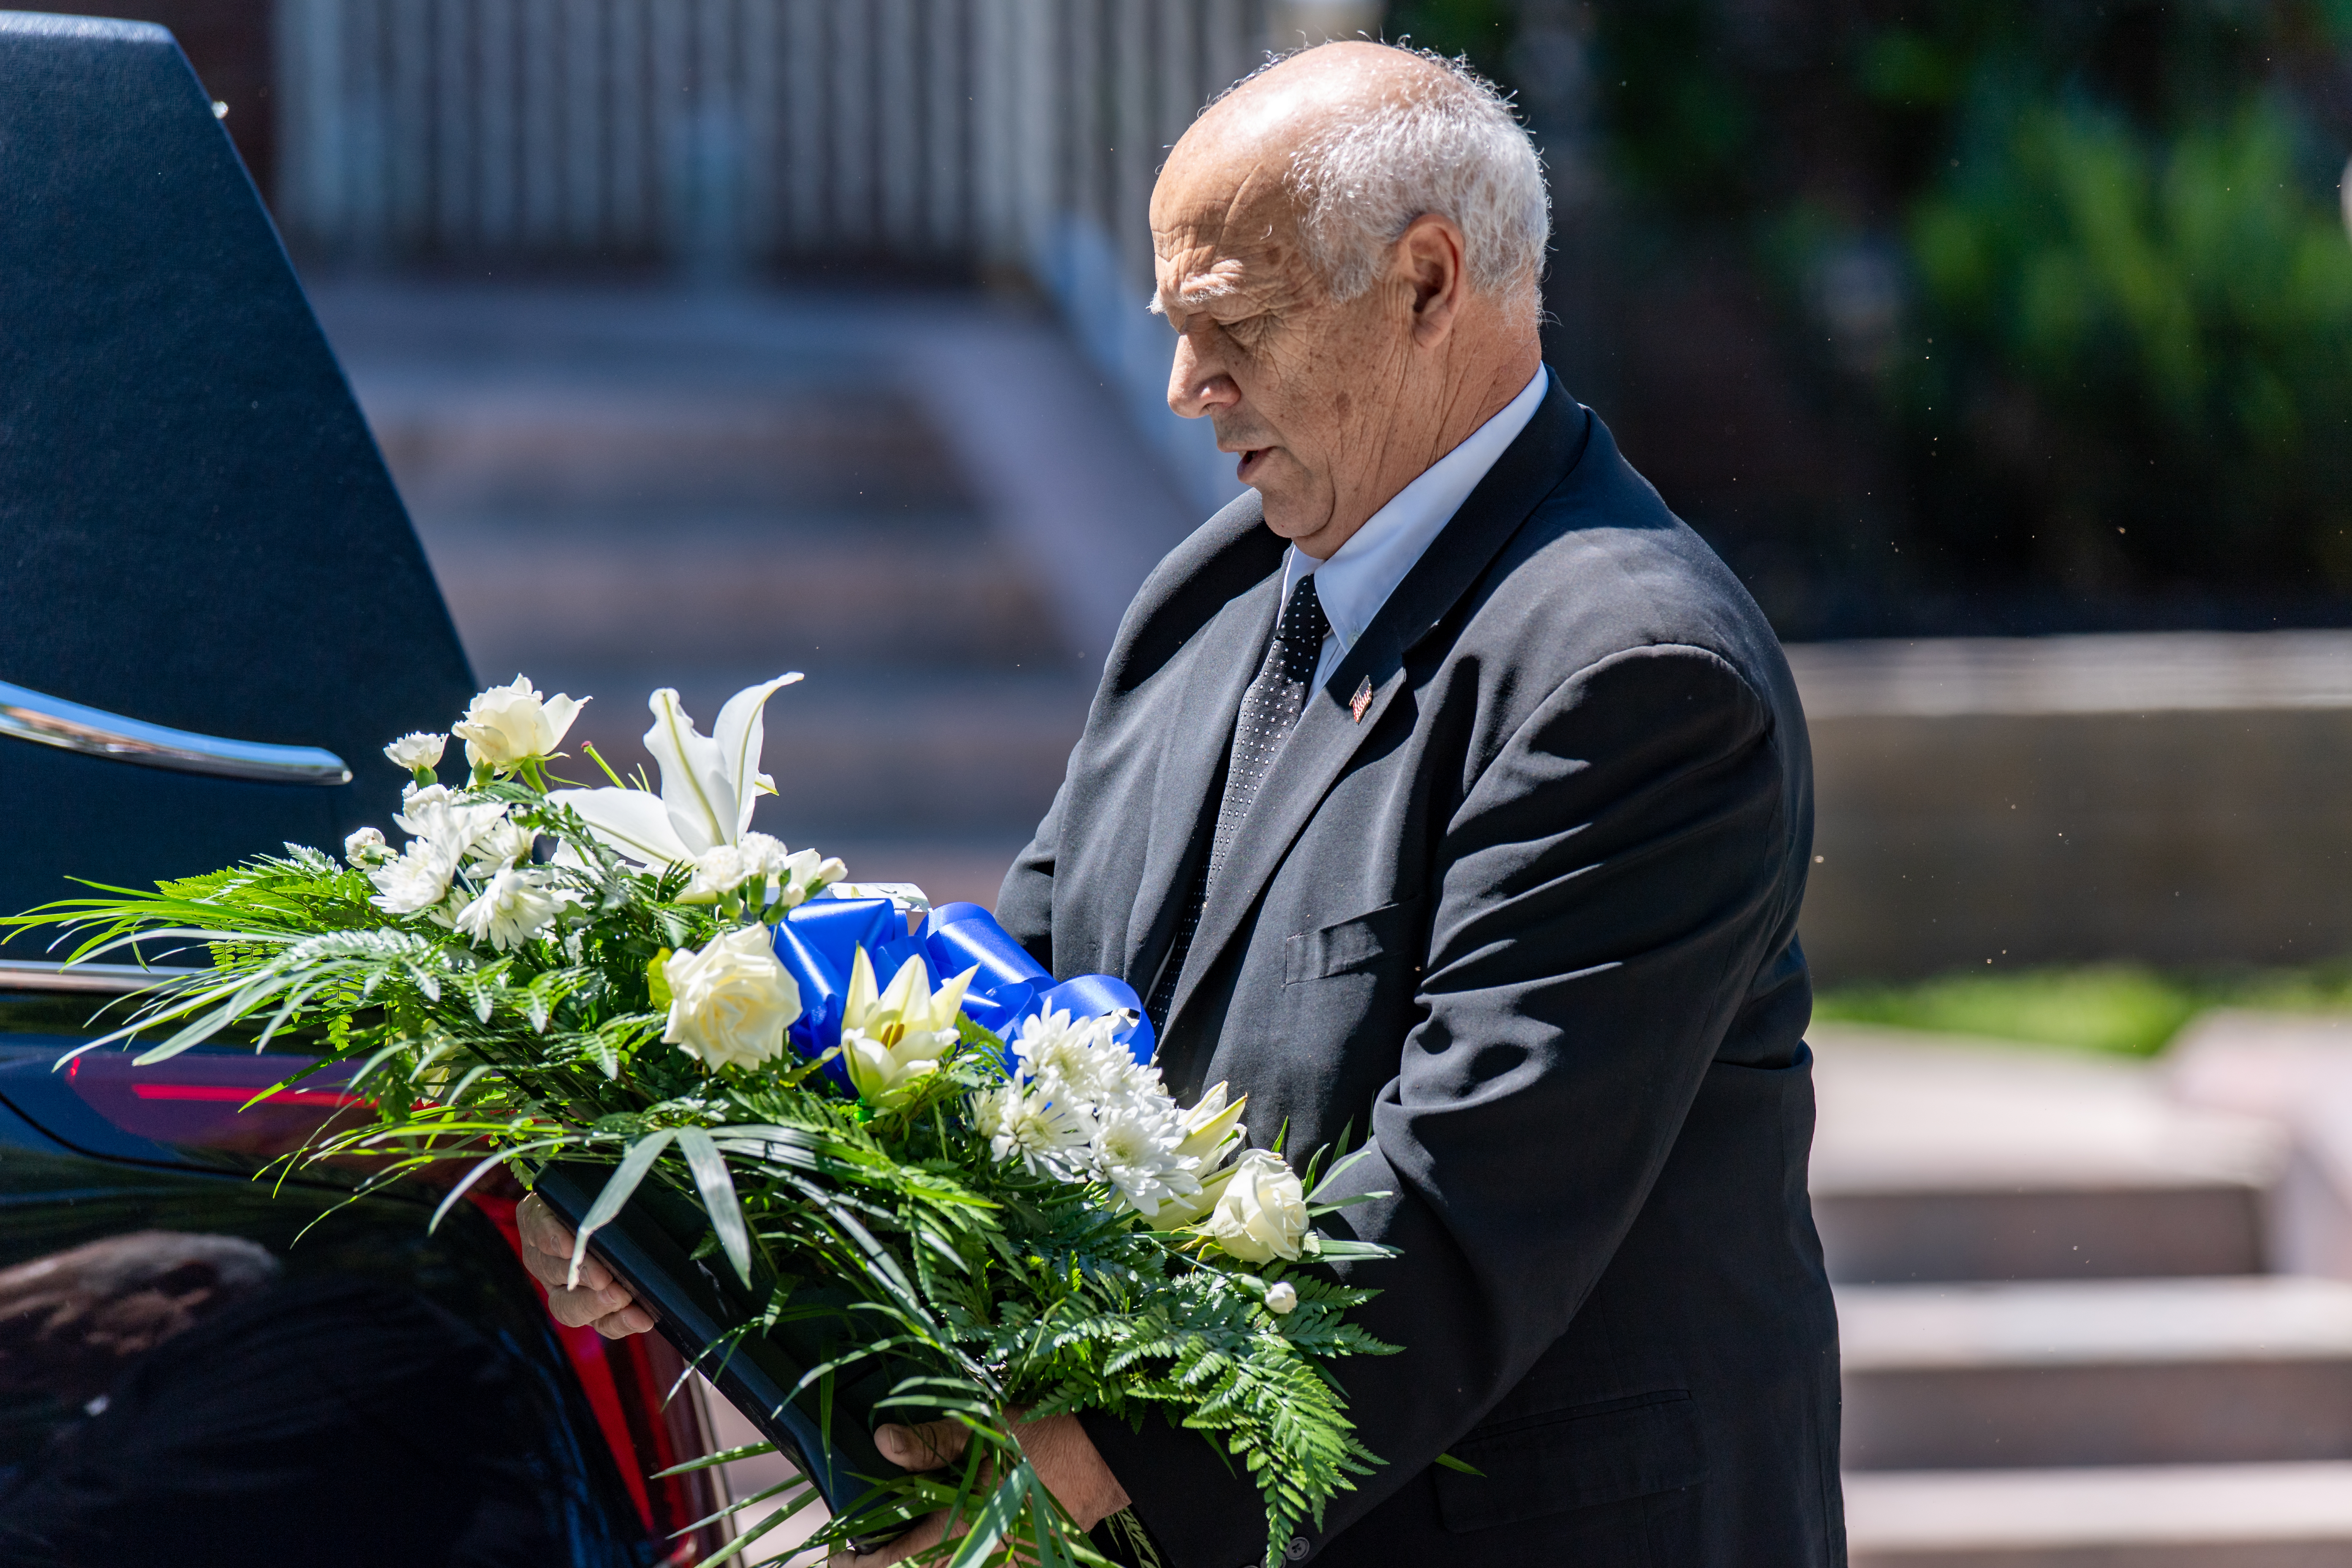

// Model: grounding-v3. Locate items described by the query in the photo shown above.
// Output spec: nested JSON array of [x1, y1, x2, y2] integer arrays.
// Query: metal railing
[[270, 0, 1371, 273], [271, 0, 1380, 509]]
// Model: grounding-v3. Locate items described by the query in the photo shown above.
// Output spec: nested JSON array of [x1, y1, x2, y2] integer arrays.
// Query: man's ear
[[1397, 213, 1468, 347]]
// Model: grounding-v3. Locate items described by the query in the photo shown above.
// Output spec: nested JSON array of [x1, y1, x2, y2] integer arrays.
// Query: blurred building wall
[[272, 0, 1378, 516], [1795, 632, 2352, 983]]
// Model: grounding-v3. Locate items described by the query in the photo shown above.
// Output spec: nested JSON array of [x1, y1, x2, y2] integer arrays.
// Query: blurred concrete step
[[356, 373, 970, 513], [1842, 1277, 2352, 1470], [537, 667, 1090, 840], [1811, 1026, 2286, 1282], [1846, 1462, 2352, 1567], [416, 512, 1070, 669]]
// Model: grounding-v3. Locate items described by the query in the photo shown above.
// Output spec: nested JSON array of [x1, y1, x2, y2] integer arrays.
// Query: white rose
[[452, 866, 564, 951], [451, 675, 586, 771], [1201, 1149, 1309, 1263], [662, 924, 802, 1072], [1264, 1281, 1299, 1315], [383, 732, 446, 773], [343, 826, 390, 866]]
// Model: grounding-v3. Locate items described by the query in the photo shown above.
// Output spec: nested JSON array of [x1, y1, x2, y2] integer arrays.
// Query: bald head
[[1165, 43, 1548, 311], [1149, 42, 1547, 558]]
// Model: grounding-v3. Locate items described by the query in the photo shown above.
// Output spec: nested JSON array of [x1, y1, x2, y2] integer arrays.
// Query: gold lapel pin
[[1350, 675, 1374, 723]]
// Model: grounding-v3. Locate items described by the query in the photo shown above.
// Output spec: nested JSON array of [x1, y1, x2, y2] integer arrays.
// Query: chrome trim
[[0, 679, 351, 785], [0, 958, 204, 996]]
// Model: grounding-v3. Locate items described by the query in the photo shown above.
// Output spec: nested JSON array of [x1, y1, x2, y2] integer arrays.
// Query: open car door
[[0, 16, 728, 1564]]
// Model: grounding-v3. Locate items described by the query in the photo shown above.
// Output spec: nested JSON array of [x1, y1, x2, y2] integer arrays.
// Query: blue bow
[[770, 898, 1154, 1089]]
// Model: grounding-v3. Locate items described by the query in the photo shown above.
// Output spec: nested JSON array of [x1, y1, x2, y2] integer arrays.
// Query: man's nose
[[1168, 334, 1239, 420]]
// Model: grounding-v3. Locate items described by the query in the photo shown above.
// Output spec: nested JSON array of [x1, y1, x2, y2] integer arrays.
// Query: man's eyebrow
[[1145, 276, 1243, 318]]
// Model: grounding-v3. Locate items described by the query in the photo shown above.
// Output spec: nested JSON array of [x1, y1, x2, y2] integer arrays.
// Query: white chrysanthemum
[[1014, 1009, 1150, 1105], [370, 795, 507, 918], [368, 840, 455, 915], [1086, 1099, 1196, 1217], [343, 826, 390, 866], [392, 793, 505, 858], [972, 1079, 1094, 1176], [452, 866, 564, 951], [383, 732, 446, 773], [464, 818, 536, 879], [679, 833, 847, 909], [680, 843, 753, 903]]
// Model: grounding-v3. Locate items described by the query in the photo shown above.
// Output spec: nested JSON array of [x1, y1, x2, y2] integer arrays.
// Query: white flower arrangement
[[24, 667, 1398, 1566]]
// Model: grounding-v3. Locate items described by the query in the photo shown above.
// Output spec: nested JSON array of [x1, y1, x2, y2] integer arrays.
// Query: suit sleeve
[[994, 779, 1064, 971], [1086, 641, 1791, 1565]]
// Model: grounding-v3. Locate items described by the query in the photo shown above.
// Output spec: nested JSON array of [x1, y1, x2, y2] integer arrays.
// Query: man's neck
[[1293, 340, 1543, 562]]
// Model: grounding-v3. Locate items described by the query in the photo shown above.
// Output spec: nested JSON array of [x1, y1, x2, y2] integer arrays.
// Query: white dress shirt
[[1279, 365, 1550, 691]]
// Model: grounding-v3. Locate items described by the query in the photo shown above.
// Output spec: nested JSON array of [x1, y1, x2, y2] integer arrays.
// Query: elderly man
[[521, 39, 1840, 1568]]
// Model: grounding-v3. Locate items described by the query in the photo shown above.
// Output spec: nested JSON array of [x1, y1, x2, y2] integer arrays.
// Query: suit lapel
[[1163, 380, 1592, 1032], [1120, 511, 1287, 986]]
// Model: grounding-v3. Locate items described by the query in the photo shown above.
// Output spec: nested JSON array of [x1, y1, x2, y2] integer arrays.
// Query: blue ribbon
[[770, 898, 1153, 1090]]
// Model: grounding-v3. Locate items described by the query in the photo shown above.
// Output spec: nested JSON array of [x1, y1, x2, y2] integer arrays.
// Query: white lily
[[1173, 1082, 1249, 1169], [841, 947, 979, 1105], [548, 675, 802, 871]]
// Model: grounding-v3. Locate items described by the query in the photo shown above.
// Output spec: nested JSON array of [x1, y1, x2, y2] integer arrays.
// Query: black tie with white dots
[[1147, 573, 1331, 1028]]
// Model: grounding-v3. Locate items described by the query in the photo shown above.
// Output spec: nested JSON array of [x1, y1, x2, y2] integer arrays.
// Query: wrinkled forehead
[[1149, 139, 1309, 309]]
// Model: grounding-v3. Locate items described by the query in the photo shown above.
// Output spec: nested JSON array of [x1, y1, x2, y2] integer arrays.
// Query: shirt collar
[[1280, 365, 1550, 656]]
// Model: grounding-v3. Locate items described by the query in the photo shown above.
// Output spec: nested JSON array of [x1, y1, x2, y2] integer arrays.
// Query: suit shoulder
[[1468, 417, 1793, 713]]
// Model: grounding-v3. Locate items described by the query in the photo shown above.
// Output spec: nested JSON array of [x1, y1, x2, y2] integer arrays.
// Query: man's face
[[1150, 137, 1412, 555]]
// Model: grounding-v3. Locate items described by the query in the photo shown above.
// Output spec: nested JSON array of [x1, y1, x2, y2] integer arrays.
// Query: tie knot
[[1281, 573, 1331, 654]]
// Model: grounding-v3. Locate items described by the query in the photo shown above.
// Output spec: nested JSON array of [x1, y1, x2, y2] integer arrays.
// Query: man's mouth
[[1235, 448, 1269, 482]]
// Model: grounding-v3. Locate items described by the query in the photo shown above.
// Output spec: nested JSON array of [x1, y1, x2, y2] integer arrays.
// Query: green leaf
[[944, 1460, 1033, 1568], [1432, 1451, 1485, 1477], [566, 1130, 675, 1287], [678, 1125, 753, 1285], [647, 950, 674, 1008]]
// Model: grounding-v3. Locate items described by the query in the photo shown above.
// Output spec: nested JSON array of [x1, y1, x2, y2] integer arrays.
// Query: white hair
[[1219, 47, 1549, 307]]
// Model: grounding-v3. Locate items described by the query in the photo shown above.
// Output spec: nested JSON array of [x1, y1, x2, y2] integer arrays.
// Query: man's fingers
[[828, 1509, 944, 1567], [516, 1193, 617, 1293], [594, 1302, 657, 1338], [874, 1419, 971, 1471]]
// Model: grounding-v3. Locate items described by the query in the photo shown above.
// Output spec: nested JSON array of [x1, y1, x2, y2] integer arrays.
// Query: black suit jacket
[[997, 378, 1843, 1568]]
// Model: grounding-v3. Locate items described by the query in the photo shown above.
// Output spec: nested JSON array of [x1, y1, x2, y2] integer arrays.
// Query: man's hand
[[515, 1193, 656, 1338], [829, 1411, 1130, 1565]]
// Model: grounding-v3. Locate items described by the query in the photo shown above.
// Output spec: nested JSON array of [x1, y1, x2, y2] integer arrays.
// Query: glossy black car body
[[0, 14, 725, 1564]]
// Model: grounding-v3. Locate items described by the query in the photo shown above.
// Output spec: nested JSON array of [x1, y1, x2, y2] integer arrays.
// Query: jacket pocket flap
[[1434, 1390, 1706, 1534], [1283, 898, 1419, 985]]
